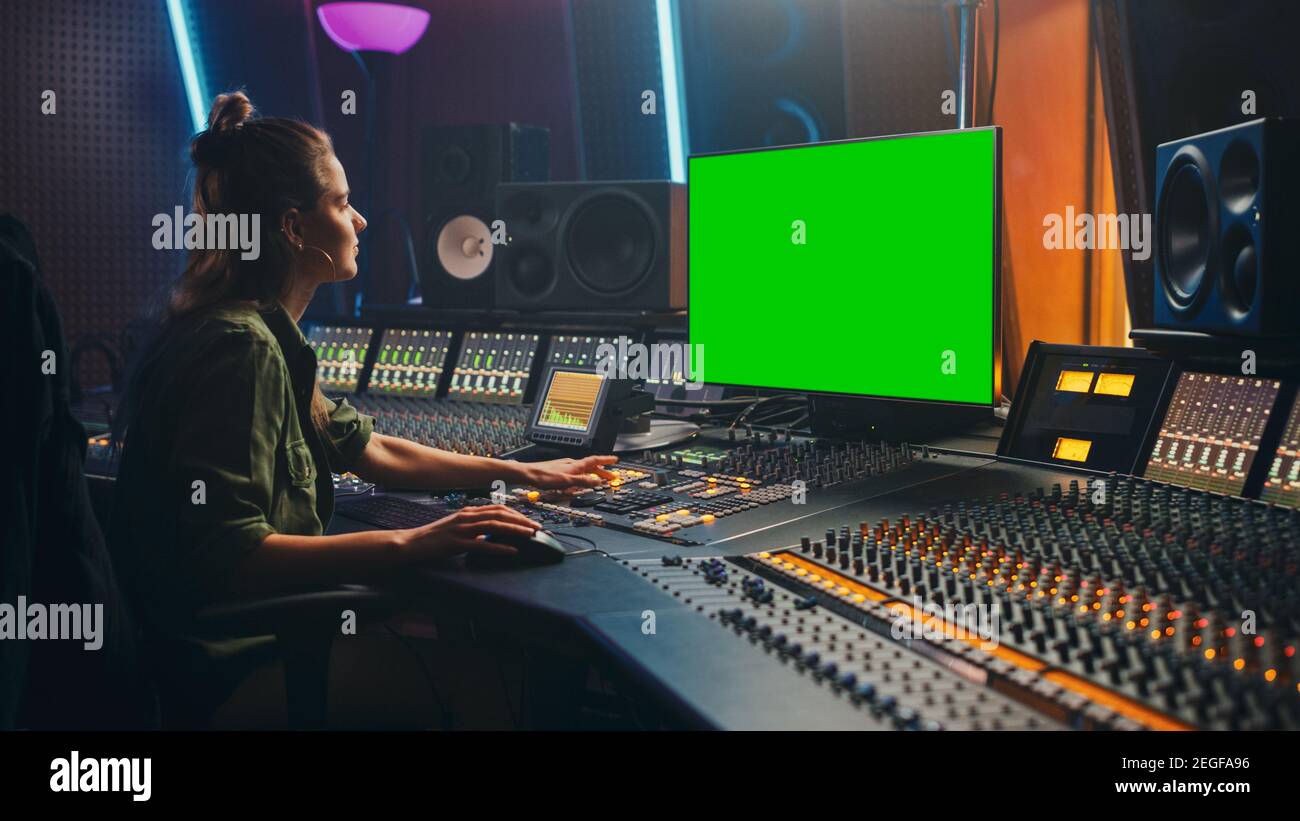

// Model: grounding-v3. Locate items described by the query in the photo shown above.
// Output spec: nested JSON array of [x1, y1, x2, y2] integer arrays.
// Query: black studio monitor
[[418, 124, 549, 311], [1153, 118, 1300, 337], [494, 181, 685, 314]]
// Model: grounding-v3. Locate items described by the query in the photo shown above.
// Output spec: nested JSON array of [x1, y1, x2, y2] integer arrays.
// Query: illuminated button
[[701, 514, 715, 524], [526, 491, 540, 502], [677, 509, 690, 516], [656, 513, 670, 522]]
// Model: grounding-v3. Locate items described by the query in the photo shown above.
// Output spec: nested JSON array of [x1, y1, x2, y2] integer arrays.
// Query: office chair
[[2, 213, 404, 730]]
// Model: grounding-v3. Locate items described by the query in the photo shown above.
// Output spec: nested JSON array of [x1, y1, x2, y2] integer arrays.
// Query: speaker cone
[[437, 144, 472, 186], [1157, 148, 1216, 311], [435, 215, 493, 281], [566, 194, 656, 295], [1220, 222, 1258, 317], [506, 244, 554, 296]]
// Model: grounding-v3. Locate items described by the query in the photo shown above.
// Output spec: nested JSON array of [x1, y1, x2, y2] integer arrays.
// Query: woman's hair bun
[[191, 91, 256, 169]]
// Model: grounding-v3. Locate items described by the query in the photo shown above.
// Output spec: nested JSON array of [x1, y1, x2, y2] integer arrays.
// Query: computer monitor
[[688, 127, 999, 406]]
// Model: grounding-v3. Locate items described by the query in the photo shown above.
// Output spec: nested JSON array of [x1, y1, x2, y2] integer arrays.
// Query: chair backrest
[[0, 214, 158, 729]]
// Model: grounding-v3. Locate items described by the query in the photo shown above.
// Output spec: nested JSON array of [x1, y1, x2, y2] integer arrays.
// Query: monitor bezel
[[686, 125, 1002, 409]]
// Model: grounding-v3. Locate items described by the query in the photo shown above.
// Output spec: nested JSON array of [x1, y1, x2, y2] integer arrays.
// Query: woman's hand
[[520, 455, 619, 491], [396, 504, 542, 562]]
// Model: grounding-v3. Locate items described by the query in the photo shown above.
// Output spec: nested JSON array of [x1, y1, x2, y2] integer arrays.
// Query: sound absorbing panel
[[680, 0, 847, 153], [841, 0, 958, 138], [569, 0, 671, 180], [0, 0, 193, 387]]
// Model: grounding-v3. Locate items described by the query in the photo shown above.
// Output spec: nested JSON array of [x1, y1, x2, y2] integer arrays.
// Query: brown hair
[[172, 90, 334, 431]]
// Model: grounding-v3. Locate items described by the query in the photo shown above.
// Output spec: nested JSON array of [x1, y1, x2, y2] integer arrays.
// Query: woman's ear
[[280, 209, 304, 249]]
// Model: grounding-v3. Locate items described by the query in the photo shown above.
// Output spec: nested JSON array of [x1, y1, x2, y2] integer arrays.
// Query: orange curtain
[[988, 0, 1129, 398]]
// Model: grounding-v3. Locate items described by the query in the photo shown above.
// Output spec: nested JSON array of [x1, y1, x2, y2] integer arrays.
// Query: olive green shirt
[[109, 301, 374, 631]]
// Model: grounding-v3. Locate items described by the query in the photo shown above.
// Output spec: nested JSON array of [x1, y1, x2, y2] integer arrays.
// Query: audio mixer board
[[501, 430, 940, 544], [323, 326, 623, 459], [327, 345, 1300, 731]]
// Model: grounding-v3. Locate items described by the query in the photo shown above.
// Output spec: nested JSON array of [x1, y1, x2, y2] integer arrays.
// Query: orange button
[[701, 514, 715, 523], [526, 491, 540, 502]]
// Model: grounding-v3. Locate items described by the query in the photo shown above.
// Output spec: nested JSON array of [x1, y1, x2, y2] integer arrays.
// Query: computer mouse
[[468, 529, 568, 568]]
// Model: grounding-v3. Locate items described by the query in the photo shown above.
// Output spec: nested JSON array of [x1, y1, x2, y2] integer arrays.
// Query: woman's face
[[298, 154, 367, 282]]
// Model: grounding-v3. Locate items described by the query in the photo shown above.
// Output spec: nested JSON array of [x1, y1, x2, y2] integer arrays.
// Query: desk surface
[[331, 448, 1075, 729]]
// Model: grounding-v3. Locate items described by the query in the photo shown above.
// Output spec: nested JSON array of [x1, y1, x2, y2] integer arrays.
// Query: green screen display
[[688, 128, 996, 405]]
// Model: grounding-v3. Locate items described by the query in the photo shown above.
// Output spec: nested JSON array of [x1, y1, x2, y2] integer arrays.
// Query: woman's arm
[[352, 432, 618, 491], [228, 504, 543, 598]]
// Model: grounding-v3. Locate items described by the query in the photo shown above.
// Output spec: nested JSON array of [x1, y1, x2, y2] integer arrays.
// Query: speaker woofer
[[1220, 222, 1258, 318], [434, 215, 493, 281], [506, 244, 554, 297], [1157, 148, 1217, 311], [436, 144, 473, 186], [566, 193, 656, 295]]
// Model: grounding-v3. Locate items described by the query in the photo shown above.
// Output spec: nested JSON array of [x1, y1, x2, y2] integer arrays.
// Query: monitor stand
[[807, 395, 992, 443]]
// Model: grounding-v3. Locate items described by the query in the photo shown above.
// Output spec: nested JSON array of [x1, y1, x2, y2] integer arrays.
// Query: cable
[[381, 623, 453, 730], [728, 394, 807, 432], [551, 531, 601, 553]]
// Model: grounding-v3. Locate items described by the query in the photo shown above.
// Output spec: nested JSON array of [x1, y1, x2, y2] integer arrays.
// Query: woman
[[110, 92, 613, 723]]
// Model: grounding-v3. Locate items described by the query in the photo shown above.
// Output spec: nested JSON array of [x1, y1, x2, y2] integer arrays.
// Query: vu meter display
[[1052, 437, 1092, 463], [1261, 399, 1300, 507], [1055, 370, 1094, 393], [536, 370, 604, 432], [449, 332, 540, 403], [307, 324, 371, 392], [999, 344, 1173, 474], [1144, 372, 1280, 496], [369, 328, 452, 396], [1095, 372, 1135, 397]]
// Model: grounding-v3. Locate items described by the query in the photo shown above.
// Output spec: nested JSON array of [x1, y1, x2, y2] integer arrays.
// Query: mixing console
[[506, 438, 931, 542], [1261, 398, 1300, 507], [544, 334, 621, 371], [725, 475, 1299, 730], [307, 324, 371, 393], [352, 395, 530, 457], [368, 328, 453, 396], [1144, 372, 1280, 495], [448, 332, 540, 402], [622, 556, 1062, 729]]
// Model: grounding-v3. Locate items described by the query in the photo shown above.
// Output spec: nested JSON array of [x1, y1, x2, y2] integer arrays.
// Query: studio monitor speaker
[[494, 181, 685, 313], [419, 124, 548, 310], [1153, 118, 1300, 337]]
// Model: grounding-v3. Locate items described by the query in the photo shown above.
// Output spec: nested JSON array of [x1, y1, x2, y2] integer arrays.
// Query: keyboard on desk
[[334, 495, 455, 529]]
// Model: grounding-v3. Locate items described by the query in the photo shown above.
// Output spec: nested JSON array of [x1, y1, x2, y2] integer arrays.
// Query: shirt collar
[[259, 302, 317, 386]]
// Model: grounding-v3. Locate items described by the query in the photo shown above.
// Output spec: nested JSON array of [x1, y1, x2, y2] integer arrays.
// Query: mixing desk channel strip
[[738, 550, 1187, 730], [619, 556, 1062, 730]]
